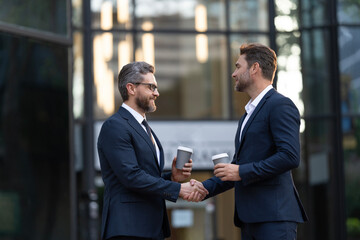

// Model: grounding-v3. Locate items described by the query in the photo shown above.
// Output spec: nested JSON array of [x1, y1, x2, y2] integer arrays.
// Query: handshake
[[179, 179, 208, 202], [171, 157, 208, 202]]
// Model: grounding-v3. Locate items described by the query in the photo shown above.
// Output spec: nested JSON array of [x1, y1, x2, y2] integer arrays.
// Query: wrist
[[179, 183, 185, 198]]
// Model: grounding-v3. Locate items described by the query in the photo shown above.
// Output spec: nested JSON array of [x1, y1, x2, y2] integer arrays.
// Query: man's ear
[[252, 62, 259, 72], [126, 83, 136, 96]]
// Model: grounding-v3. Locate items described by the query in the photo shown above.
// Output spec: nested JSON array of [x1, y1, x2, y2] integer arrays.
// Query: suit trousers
[[240, 221, 298, 240], [108, 236, 159, 240]]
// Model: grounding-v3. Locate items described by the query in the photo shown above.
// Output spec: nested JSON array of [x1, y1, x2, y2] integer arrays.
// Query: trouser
[[240, 221, 298, 240], [108, 236, 163, 240]]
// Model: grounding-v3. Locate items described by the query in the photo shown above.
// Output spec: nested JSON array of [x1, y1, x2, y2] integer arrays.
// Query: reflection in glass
[[101, 1, 113, 30], [91, 0, 133, 29], [339, 26, 360, 238], [117, 0, 130, 24], [93, 34, 115, 117], [102, 33, 114, 61], [93, 33, 133, 119], [135, 0, 225, 30], [196, 34, 209, 63], [195, 4, 207, 32], [300, 0, 330, 28], [276, 32, 304, 121], [140, 21, 155, 66], [118, 35, 132, 70], [339, 27, 360, 115], [0, 0, 68, 35], [303, 119, 336, 240], [72, 0, 83, 28], [0, 32, 70, 239], [338, 0, 360, 24], [73, 31, 85, 119], [343, 117, 360, 239], [301, 29, 332, 116], [100, 1, 114, 61], [141, 33, 155, 65], [134, 33, 228, 120], [195, 4, 209, 63], [230, 0, 268, 31]]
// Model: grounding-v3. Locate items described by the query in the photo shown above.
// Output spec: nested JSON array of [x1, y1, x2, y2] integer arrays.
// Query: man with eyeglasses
[[97, 61, 208, 240]]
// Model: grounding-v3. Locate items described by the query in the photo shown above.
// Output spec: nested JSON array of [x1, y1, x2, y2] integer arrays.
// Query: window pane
[[134, 33, 228, 120], [72, 0, 83, 28], [93, 33, 133, 119], [230, 0, 269, 31], [0, 32, 70, 239], [303, 119, 338, 240], [340, 27, 360, 238], [343, 117, 360, 239], [301, 29, 332, 116], [230, 34, 269, 119], [0, 0, 68, 35], [276, 32, 304, 117], [91, 0, 134, 29], [135, 0, 226, 30], [338, 0, 360, 24], [339, 27, 360, 115], [300, 0, 331, 27], [73, 31, 85, 119]]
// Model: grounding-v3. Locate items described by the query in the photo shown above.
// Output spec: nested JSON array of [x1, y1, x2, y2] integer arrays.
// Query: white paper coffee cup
[[212, 153, 229, 165], [176, 146, 193, 169]]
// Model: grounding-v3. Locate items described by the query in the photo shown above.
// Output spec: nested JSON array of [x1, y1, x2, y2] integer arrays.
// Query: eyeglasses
[[134, 82, 158, 92]]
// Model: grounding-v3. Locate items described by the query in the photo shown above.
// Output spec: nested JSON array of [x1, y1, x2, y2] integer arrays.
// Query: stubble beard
[[234, 69, 251, 92]]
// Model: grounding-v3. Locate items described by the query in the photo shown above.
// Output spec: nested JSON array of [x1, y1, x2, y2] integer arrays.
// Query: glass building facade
[[1, 0, 360, 239], [0, 0, 74, 240]]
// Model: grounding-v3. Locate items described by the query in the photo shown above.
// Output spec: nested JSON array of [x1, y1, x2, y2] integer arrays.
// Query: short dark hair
[[240, 43, 277, 81], [118, 61, 155, 101]]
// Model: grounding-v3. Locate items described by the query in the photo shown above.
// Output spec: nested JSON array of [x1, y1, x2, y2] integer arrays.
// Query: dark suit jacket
[[203, 88, 308, 226], [97, 107, 180, 240]]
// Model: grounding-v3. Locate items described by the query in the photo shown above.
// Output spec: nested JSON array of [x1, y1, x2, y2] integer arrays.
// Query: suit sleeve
[[202, 127, 239, 197], [98, 119, 181, 202], [202, 176, 234, 199], [239, 98, 301, 186], [162, 171, 172, 181]]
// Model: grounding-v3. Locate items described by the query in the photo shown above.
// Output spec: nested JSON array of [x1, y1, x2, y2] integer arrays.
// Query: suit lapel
[[235, 113, 247, 153], [152, 132, 164, 170], [118, 108, 160, 169], [237, 89, 276, 153]]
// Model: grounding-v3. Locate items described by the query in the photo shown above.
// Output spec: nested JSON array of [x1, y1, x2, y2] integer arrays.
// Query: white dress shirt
[[122, 103, 160, 164], [239, 85, 273, 141]]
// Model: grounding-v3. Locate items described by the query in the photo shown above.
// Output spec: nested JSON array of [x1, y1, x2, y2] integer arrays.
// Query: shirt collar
[[122, 103, 146, 124], [245, 85, 273, 114]]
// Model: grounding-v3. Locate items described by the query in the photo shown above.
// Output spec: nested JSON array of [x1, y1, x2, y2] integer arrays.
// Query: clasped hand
[[170, 157, 208, 202], [179, 179, 208, 202]]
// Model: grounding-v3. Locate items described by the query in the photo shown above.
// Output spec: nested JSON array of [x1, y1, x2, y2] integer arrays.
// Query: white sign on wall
[[94, 121, 238, 170], [151, 121, 238, 170]]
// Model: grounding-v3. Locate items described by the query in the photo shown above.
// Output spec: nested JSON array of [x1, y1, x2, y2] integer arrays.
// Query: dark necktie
[[142, 119, 155, 146]]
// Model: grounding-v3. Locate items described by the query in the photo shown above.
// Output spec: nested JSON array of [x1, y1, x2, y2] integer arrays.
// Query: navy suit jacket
[[97, 107, 180, 239], [203, 88, 308, 226]]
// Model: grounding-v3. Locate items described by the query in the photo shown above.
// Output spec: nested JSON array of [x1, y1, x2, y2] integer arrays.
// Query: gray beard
[[136, 96, 156, 113]]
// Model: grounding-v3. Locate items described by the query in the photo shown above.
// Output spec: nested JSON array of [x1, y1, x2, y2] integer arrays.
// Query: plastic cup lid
[[177, 146, 193, 153], [212, 153, 229, 160]]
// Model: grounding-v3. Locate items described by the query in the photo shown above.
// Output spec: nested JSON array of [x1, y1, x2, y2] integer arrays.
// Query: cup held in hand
[[212, 153, 229, 165], [176, 146, 193, 169]]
